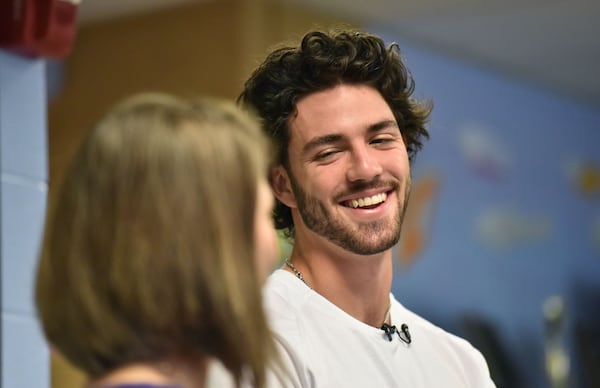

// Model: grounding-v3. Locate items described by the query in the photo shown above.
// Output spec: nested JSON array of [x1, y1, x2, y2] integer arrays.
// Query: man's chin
[[335, 235, 400, 256]]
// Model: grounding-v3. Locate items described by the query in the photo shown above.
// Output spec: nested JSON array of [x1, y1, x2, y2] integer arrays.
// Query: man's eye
[[315, 150, 339, 160], [371, 136, 396, 145]]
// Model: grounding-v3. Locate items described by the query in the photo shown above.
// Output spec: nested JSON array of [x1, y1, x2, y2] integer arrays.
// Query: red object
[[0, 0, 79, 59]]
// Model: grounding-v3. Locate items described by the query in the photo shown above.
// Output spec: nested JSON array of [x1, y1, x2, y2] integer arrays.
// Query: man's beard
[[289, 172, 411, 255]]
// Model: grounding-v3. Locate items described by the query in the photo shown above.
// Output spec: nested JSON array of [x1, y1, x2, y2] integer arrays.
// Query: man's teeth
[[350, 193, 387, 208]]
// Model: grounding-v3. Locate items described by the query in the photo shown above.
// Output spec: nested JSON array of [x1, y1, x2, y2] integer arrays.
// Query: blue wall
[[378, 30, 600, 388], [0, 50, 50, 387]]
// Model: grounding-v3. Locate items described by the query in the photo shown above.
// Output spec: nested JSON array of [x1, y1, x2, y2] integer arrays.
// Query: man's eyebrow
[[369, 120, 399, 133], [302, 134, 344, 156]]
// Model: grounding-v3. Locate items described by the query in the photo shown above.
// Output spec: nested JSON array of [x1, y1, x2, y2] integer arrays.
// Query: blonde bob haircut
[[36, 93, 275, 387]]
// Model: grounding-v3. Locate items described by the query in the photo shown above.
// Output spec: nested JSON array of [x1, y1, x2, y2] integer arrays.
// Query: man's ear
[[270, 165, 297, 208]]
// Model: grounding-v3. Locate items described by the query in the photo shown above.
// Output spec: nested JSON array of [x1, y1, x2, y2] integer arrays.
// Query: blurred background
[[1, 0, 598, 387]]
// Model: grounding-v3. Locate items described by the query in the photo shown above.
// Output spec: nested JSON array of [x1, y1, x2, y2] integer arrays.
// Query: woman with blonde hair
[[35, 93, 281, 388]]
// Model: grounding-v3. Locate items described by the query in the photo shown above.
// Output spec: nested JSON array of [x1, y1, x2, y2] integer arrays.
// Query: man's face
[[276, 84, 411, 255]]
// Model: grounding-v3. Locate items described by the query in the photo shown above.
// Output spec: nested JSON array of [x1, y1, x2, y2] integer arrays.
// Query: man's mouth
[[343, 192, 388, 209]]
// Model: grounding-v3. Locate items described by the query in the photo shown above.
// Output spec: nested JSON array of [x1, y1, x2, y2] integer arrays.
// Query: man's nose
[[346, 147, 383, 182]]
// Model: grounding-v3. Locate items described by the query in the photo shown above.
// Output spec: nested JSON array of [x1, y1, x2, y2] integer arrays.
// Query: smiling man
[[239, 29, 496, 387]]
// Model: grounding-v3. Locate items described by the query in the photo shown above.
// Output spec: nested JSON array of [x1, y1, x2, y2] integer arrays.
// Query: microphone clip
[[380, 323, 412, 344]]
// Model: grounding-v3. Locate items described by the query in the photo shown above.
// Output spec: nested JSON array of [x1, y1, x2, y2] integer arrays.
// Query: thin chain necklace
[[284, 259, 391, 326], [285, 260, 312, 289]]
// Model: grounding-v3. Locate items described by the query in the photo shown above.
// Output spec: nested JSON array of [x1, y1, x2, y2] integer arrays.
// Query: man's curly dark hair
[[238, 28, 432, 237]]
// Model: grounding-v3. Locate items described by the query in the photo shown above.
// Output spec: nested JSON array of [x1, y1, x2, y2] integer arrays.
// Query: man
[[239, 28, 496, 387]]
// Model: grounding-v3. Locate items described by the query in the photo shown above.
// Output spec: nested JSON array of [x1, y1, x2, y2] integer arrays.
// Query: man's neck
[[288, 238, 393, 328]]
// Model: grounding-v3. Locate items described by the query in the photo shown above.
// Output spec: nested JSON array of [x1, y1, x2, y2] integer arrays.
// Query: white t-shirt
[[263, 269, 496, 388]]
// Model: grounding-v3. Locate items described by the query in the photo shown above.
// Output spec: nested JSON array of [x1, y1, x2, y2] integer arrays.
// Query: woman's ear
[[270, 165, 297, 208]]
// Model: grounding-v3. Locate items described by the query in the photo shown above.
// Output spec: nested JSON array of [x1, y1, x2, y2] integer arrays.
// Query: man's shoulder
[[263, 269, 313, 323], [264, 268, 311, 298], [390, 297, 493, 378]]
